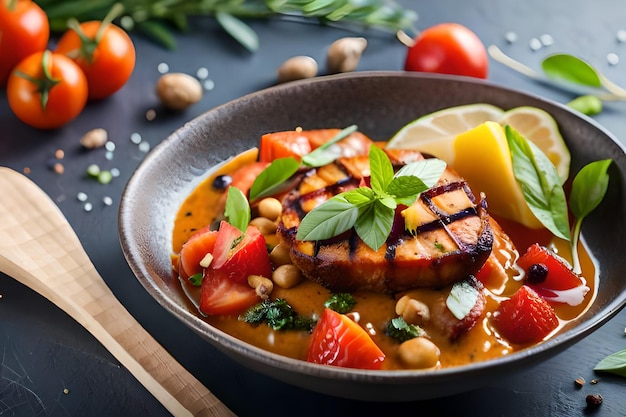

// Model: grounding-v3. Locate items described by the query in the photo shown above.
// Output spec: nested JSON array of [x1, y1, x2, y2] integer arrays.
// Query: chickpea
[[395, 295, 430, 324], [270, 243, 293, 267], [277, 56, 318, 83], [248, 275, 273, 300], [397, 337, 440, 369], [257, 197, 282, 221], [272, 264, 302, 289], [156, 72, 202, 110], [250, 216, 277, 236], [326, 37, 368, 74]]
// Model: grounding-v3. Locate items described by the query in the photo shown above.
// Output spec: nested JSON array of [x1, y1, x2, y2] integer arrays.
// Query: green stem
[[14, 51, 60, 111]]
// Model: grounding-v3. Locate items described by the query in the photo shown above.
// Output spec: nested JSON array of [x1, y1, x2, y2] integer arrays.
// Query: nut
[[326, 37, 368, 74], [395, 295, 430, 324], [248, 275, 273, 300], [277, 56, 318, 83], [156, 72, 203, 110], [80, 128, 108, 149]]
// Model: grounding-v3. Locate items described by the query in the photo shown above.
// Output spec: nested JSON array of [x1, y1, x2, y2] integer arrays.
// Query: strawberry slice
[[517, 243, 589, 305], [307, 308, 385, 370], [492, 285, 559, 345], [177, 225, 217, 280]]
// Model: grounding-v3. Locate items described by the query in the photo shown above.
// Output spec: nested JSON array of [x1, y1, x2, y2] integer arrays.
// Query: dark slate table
[[1, 0, 625, 415]]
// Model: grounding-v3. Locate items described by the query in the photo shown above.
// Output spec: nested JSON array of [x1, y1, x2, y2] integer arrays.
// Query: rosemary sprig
[[35, 0, 418, 51]]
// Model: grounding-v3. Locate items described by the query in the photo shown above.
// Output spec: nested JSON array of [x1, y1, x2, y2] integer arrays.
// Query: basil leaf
[[249, 157, 300, 201], [387, 176, 427, 206], [506, 126, 570, 241], [354, 199, 395, 251], [296, 194, 360, 241], [541, 54, 603, 88], [594, 349, 626, 377], [301, 125, 358, 167], [569, 159, 612, 220], [446, 280, 480, 320], [369, 145, 394, 193], [567, 95, 603, 116], [395, 158, 446, 188], [224, 187, 251, 232], [343, 187, 376, 206]]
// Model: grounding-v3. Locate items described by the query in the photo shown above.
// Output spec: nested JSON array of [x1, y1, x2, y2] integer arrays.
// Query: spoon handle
[[0, 168, 234, 417]]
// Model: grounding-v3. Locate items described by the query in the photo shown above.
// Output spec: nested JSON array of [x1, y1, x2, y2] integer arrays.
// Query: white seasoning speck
[[539, 34, 554, 46], [138, 141, 151, 153], [157, 62, 169, 74], [105, 141, 116, 152], [83, 202, 93, 212], [130, 132, 142, 144], [617, 29, 626, 43], [110, 168, 120, 177], [203, 79, 215, 91], [105, 151, 114, 160], [607, 52, 620, 65], [197, 67, 209, 79], [103, 196, 113, 206], [77, 192, 88, 202], [504, 32, 517, 43], [145, 109, 156, 121], [529, 38, 542, 51]]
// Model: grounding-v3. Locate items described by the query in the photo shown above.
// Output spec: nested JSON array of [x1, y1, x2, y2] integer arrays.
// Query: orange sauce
[[171, 148, 597, 370]]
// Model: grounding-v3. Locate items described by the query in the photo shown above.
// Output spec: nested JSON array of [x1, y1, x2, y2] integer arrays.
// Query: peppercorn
[[212, 174, 232, 190], [526, 263, 548, 284], [585, 393, 603, 408]]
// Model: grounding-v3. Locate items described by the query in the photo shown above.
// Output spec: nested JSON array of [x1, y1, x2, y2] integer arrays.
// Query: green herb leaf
[[395, 158, 446, 188], [594, 349, 626, 377], [369, 144, 394, 193], [446, 280, 480, 320], [215, 11, 259, 52], [387, 176, 427, 206], [354, 198, 395, 251], [249, 156, 300, 201], [386, 317, 426, 342], [324, 293, 357, 313], [188, 272, 203, 286], [541, 54, 603, 88], [224, 187, 251, 232], [567, 95, 603, 116], [505, 125, 570, 241], [239, 298, 315, 331], [569, 159, 612, 220], [296, 194, 360, 241], [301, 125, 358, 167]]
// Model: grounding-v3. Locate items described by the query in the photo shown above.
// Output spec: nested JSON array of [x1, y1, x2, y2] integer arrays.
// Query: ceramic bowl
[[119, 71, 626, 401]]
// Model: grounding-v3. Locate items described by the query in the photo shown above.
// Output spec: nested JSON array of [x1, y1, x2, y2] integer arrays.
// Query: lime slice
[[499, 106, 570, 183], [386, 103, 505, 162]]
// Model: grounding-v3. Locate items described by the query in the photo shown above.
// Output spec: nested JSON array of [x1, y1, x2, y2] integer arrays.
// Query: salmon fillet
[[277, 149, 494, 293]]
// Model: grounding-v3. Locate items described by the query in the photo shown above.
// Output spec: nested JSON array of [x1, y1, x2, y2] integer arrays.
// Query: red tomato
[[55, 20, 135, 99], [7, 51, 88, 129], [0, 0, 49, 87], [229, 161, 270, 194], [307, 308, 385, 370], [404, 23, 488, 79], [517, 243, 588, 304], [492, 285, 559, 344], [177, 225, 218, 280], [199, 221, 272, 315]]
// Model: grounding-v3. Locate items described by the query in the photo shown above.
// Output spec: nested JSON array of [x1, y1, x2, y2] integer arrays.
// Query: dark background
[[1, 0, 625, 415]]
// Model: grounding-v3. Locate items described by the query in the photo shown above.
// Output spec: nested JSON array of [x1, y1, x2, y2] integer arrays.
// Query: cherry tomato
[[55, 20, 136, 100], [7, 50, 88, 129], [404, 23, 488, 79], [0, 0, 50, 87]]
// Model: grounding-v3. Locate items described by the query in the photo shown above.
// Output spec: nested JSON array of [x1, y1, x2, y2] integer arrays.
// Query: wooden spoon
[[0, 167, 235, 417]]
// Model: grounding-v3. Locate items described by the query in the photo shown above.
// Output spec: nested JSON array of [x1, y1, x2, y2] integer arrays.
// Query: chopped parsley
[[239, 298, 316, 331], [188, 272, 203, 286], [386, 316, 426, 342], [324, 293, 357, 313]]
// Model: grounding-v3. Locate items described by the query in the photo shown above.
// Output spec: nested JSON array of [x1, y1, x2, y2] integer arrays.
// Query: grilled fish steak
[[277, 149, 494, 293]]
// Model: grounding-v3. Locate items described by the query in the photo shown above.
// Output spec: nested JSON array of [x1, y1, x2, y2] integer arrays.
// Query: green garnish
[[240, 298, 316, 331], [188, 272, 203, 286], [324, 293, 357, 314], [386, 317, 426, 342], [505, 125, 570, 241], [594, 348, 626, 377], [249, 156, 300, 201], [568, 159, 612, 273], [446, 280, 480, 320], [301, 125, 358, 167], [224, 187, 251, 232], [296, 146, 446, 251]]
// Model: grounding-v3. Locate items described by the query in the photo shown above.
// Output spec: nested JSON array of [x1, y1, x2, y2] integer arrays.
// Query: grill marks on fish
[[278, 150, 494, 293]]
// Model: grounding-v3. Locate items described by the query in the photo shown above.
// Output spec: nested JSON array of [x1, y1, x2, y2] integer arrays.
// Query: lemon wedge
[[451, 121, 543, 228]]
